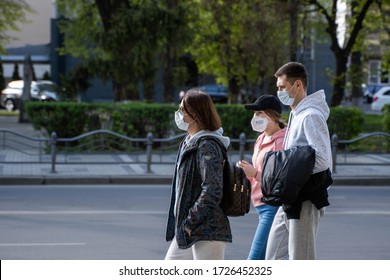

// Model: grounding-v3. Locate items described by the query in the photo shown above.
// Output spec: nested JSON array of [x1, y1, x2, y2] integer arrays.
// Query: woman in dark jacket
[[165, 89, 232, 260]]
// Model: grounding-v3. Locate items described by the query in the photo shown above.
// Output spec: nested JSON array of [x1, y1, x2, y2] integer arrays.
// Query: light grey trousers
[[265, 200, 325, 260], [165, 237, 227, 260]]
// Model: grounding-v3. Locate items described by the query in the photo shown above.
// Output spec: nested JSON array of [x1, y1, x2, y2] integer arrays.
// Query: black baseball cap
[[244, 95, 282, 114]]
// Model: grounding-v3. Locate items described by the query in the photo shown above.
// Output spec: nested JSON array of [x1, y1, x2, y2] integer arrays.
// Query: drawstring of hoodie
[[283, 110, 293, 149]]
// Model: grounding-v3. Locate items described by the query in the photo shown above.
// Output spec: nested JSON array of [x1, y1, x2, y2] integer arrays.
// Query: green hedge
[[327, 107, 364, 140], [110, 103, 177, 138], [383, 104, 390, 133], [26, 102, 386, 143], [26, 102, 98, 138]]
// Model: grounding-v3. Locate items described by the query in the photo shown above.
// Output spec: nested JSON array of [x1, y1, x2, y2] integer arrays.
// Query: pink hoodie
[[250, 127, 286, 207]]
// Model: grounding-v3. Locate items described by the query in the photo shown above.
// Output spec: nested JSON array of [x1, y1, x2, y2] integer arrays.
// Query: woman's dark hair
[[274, 62, 308, 89], [182, 89, 222, 131]]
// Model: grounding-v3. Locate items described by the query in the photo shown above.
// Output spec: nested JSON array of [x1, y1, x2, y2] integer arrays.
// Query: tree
[[12, 63, 21, 80], [160, 0, 195, 102], [42, 71, 51, 80], [303, 0, 377, 107], [0, 0, 33, 112], [358, 0, 390, 86], [0, 60, 5, 90], [345, 0, 389, 106], [188, 0, 289, 103], [57, 0, 180, 102], [0, 0, 32, 52], [289, 0, 299, 61]]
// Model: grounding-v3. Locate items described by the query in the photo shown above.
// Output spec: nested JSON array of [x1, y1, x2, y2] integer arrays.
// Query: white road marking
[[0, 210, 166, 215], [367, 154, 390, 163], [119, 155, 144, 173], [0, 210, 389, 215], [0, 243, 85, 247], [326, 211, 390, 215]]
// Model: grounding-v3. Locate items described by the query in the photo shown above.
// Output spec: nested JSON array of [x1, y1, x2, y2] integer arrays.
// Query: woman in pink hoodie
[[237, 95, 286, 260]]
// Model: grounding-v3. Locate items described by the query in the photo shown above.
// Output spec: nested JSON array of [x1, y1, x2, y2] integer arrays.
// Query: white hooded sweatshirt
[[283, 90, 332, 174]]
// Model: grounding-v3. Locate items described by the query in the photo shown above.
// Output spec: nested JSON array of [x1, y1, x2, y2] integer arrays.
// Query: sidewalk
[[1, 115, 390, 186], [0, 153, 389, 186]]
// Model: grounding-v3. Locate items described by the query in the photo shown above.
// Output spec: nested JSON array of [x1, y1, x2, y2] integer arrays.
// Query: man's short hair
[[275, 62, 308, 89]]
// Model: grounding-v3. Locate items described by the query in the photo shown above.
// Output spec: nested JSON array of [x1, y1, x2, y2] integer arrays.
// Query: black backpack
[[221, 159, 251, 216], [200, 137, 251, 216]]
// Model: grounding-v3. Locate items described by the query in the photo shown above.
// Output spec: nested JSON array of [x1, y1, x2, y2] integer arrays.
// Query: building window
[[368, 60, 380, 84], [368, 60, 390, 85]]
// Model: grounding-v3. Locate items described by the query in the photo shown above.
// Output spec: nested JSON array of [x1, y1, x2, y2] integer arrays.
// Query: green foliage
[[362, 113, 384, 132], [216, 104, 258, 141], [328, 107, 364, 140], [302, 0, 378, 106], [60, 65, 90, 100], [25, 102, 387, 153], [25, 102, 96, 138], [0, 60, 5, 91], [11, 64, 21, 80], [383, 104, 390, 133], [25, 102, 256, 141], [0, 0, 33, 52], [57, 0, 169, 101], [188, 0, 289, 100], [348, 135, 389, 153], [111, 103, 177, 138], [42, 71, 51, 80], [0, 110, 18, 116]]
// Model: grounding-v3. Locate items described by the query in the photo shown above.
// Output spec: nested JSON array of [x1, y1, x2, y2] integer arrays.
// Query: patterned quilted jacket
[[166, 133, 232, 249]]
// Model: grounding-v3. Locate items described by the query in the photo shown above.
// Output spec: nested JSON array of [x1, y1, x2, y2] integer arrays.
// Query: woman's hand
[[236, 160, 257, 178]]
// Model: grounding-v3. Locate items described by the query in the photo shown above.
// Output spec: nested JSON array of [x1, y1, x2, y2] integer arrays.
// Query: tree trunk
[[163, 44, 175, 103], [228, 76, 240, 103], [0, 60, 5, 91], [350, 51, 363, 106], [19, 55, 33, 123], [307, 0, 375, 107], [162, 0, 178, 103], [331, 52, 348, 107], [289, 0, 298, 61]]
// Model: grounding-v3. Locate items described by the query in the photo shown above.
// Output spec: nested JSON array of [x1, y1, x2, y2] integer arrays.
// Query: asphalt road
[[0, 184, 389, 260]]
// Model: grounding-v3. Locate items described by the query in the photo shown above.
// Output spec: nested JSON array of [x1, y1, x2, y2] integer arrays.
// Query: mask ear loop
[[290, 80, 300, 99]]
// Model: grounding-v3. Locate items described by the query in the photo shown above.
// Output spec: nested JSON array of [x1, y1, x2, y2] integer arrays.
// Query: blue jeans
[[247, 204, 279, 260]]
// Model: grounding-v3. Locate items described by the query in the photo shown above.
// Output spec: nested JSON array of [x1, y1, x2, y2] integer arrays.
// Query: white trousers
[[165, 237, 227, 260], [265, 200, 325, 260]]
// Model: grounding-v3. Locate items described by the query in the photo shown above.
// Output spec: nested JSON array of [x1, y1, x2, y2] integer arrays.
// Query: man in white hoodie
[[265, 62, 332, 260]]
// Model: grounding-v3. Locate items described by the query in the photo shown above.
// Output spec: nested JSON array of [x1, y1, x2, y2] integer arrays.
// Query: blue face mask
[[277, 82, 296, 106]]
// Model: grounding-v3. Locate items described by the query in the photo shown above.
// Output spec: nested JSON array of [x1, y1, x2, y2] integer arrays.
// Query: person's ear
[[296, 80, 303, 91]]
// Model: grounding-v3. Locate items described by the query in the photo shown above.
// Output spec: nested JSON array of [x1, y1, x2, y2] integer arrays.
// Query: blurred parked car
[[197, 84, 228, 103], [363, 84, 384, 103], [371, 86, 390, 112], [0, 80, 59, 111]]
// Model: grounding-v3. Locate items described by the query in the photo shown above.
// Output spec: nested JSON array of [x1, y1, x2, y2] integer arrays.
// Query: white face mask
[[251, 115, 268, 132], [277, 82, 296, 106], [175, 111, 190, 131]]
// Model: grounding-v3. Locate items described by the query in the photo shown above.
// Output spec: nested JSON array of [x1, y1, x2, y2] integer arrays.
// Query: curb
[[332, 176, 390, 186], [0, 176, 389, 186], [0, 175, 173, 185]]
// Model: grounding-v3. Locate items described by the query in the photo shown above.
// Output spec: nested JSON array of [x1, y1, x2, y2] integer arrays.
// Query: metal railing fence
[[331, 132, 390, 172], [1, 129, 389, 174]]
